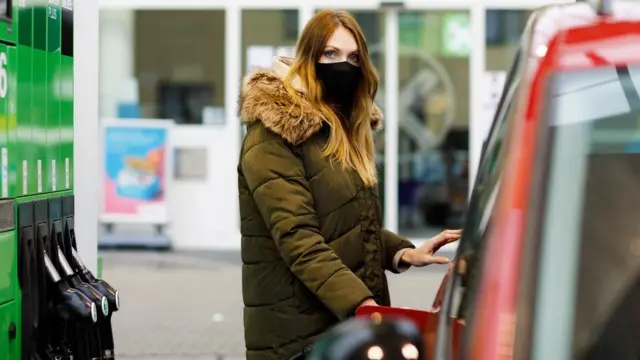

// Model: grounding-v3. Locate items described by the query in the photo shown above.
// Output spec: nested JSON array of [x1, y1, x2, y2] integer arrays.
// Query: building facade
[[98, 0, 568, 250]]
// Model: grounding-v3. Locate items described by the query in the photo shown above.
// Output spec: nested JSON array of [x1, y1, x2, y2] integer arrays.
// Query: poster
[[100, 119, 173, 225]]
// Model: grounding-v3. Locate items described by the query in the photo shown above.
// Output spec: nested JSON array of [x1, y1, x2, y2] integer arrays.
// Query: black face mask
[[315, 61, 362, 117]]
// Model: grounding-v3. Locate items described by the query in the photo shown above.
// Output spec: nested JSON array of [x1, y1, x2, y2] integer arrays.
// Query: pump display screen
[[62, 0, 73, 56]]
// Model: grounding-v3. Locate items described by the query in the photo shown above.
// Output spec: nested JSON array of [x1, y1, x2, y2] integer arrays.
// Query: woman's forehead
[[325, 27, 358, 53]]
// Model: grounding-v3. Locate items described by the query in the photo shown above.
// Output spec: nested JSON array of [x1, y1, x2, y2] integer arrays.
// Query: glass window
[[534, 66, 640, 360], [241, 10, 299, 139], [134, 10, 226, 124], [242, 10, 299, 76], [395, 10, 470, 238], [486, 10, 531, 71]]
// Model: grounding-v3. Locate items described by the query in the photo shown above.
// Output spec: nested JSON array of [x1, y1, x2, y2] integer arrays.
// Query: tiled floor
[[103, 250, 449, 359]]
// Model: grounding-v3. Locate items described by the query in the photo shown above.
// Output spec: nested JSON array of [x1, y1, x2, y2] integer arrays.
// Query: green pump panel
[[60, 0, 72, 190], [47, 0, 61, 193], [33, 0, 47, 193], [0, 1, 120, 359], [17, 0, 35, 196]]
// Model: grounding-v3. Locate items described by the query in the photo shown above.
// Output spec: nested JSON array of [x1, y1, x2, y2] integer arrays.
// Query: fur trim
[[238, 62, 383, 145]]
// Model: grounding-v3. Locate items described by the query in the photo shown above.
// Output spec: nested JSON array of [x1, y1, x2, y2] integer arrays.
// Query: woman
[[238, 9, 461, 360]]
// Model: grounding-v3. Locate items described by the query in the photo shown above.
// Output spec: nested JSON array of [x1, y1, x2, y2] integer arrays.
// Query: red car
[[358, 1, 640, 359]]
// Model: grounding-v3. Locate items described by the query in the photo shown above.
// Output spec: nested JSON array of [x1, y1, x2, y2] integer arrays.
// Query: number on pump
[[0, 52, 7, 99]]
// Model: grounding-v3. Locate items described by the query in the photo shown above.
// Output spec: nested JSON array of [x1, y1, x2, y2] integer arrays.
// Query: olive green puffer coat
[[238, 59, 415, 360]]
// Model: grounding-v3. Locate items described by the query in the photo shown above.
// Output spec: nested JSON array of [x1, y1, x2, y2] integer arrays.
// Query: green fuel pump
[[0, 1, 121, 359]]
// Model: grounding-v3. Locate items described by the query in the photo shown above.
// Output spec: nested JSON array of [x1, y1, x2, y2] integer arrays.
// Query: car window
[[531, 65, 640, 360]]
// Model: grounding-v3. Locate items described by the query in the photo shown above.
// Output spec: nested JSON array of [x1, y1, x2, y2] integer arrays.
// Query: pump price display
[[49, 0, 59, 20]]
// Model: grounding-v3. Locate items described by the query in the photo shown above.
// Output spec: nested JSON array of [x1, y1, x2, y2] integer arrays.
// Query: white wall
[[76, 0, 100, 272], [99, 10, 135, 118], [167, 125, 240, 250]]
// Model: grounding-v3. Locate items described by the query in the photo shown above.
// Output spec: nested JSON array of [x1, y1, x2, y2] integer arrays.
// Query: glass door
[[392, 7, 472, 240]]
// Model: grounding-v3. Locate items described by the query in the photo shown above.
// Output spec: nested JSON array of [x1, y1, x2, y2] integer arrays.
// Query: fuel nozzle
[[44, 252, 98, 324], [57, 247, 109, 317], [71, 247, 120, 312]]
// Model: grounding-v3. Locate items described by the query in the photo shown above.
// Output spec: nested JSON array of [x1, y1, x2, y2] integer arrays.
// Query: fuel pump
[[14, 197, 122, 360], [0, 0, 122, 359]]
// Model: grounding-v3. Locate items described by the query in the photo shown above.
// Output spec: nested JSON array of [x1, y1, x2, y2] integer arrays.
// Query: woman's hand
[[358, 298, 378, 309], [401, 229, 462, 267]]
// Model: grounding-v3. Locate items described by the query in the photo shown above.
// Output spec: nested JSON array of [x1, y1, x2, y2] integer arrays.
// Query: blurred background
[[95, 0, 547, 358]]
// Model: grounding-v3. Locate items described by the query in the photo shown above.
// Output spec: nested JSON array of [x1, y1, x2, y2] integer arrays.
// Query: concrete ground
[[102, 250, 449, 359]]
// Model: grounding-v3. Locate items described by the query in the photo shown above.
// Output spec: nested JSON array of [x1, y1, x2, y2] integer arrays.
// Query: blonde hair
[[284, 9, 379, 187]]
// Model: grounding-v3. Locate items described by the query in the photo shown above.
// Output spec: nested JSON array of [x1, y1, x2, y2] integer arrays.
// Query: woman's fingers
[[431, 229, 462, 249], [432, 256, 450, 264], [412, 253, 451, 267]]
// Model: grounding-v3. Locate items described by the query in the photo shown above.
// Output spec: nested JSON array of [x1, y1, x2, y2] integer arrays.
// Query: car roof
[[528, 1, 640, 60]]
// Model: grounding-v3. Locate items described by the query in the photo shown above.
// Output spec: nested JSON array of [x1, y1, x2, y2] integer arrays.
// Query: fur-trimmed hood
[[238, 56, 383, 145]]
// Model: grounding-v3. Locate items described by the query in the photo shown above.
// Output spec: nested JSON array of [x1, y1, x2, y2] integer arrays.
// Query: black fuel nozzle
[[44, 252, 98, 324], [71, 247, 120, 312], [62, 209, 118, 360], [57, 247, 110, 318]]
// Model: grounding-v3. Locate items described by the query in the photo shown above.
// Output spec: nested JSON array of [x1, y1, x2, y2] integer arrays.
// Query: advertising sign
[[441, 12, 470, 58], [100, 119, 173, 225]]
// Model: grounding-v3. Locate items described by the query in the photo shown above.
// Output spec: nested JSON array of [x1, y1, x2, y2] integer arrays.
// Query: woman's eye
[[324, 50, 336, 58], [349, 54, 360, 63]]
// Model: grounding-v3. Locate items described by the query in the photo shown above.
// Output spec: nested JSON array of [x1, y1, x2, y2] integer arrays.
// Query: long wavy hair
[[283, 10, 380, 187]]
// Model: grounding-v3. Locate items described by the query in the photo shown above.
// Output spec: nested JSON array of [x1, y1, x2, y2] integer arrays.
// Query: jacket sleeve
[[242, 136, 373, 319], [380, 229, 415, 274]]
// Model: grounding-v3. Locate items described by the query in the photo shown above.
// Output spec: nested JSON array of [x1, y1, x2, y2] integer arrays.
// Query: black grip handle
[[44, 253, 98, 323], [58, 287, 98, 324], [71, 248, 120, 312]]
